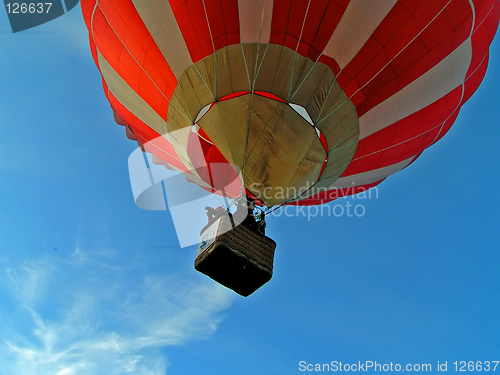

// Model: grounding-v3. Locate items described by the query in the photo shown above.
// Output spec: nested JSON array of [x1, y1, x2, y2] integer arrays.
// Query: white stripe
[[330, 157, 414, 189], [239, 0, 274, 43], [359, 39, 473, 139], [131, 0, 193, 79], [323, 0, 397, 69], [96, 50, 201, 178], [98, 51, 166, 132], [94, 1, 190, 120]]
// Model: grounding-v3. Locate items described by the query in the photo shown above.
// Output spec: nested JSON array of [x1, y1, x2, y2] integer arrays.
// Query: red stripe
[[81, 0, 96, 29], [345, 128, 441, 176], [431, 55, 489, 144], [88, 37, 100, 72], [169, 0, 240, 62], [297, 0, 348, 60], [469, 0, 500, 65], [339, 0, 473, 116], [467, 45, 489, 81], [89, 1, 177, 121], [81, 1, 100, 69], [430, 102, 460, 144], [269, 0, 301, 48], [101, 77, 111, 102], [405, 151, 423, 168], [205, 0, 240, 50], [270, 0, 347, 60], [340, 0, 420, 96], [434, 0, 500, 142], [168, 0, 213, 62], [113, 109, 128, 126], [462, 51, 489, 104], [342, 87, 463, 176], [472, 0, 499, 33]]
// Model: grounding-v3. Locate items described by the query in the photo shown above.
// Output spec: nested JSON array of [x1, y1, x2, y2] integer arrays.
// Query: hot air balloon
[[81, 0, 499, 295]]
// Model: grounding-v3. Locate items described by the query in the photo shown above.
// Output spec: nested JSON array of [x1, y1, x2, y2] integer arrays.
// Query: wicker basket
[[195, 215, 277, 297]]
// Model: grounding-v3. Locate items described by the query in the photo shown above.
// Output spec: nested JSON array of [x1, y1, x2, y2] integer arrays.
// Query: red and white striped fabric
[[81, 0, 499, 206]]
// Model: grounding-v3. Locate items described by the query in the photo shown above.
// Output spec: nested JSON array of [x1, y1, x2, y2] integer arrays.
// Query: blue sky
[[0, 6, 499, 375]]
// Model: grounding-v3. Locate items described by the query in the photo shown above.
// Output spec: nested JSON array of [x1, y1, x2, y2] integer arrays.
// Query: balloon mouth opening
[[191, 92, 329, 206], [194, 91, 329, 156]]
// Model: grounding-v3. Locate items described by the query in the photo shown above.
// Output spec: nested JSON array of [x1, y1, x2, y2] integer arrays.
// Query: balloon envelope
[[81, 0, 499, 207]]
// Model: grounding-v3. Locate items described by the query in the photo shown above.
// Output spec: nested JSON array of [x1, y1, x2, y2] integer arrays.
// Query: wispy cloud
[[0, 247, 234, 375]]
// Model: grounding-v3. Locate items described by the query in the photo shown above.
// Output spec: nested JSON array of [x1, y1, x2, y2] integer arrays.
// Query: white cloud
[[0, 248, 234, 375], [4, 259, 54, 306]]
